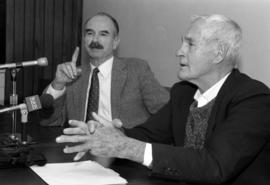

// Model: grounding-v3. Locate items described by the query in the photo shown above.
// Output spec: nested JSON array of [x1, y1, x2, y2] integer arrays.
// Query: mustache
[[89, 42, 104, 49]]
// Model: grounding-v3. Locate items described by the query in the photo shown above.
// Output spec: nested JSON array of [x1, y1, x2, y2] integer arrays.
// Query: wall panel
[[5, 0, 82, 104], [82, 0, 270, 87]]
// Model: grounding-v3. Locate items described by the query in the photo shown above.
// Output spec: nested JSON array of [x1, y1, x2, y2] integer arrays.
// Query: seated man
[[56, 14, 270, 185], [41, 12, 169, 128]]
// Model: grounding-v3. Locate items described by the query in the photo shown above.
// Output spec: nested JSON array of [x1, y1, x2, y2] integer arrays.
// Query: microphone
[[0, 57, 48, 70], [0, 94, 54, 144], [0, 94, 54, 114]]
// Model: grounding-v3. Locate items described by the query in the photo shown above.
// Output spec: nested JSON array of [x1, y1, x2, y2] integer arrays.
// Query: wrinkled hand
[[81, 113, 123, 161], [57, 113, 123, 161], [56, 120, 126, 158], [56, 119, 146, 163], [59, 120, 91, 161], [52, 47, 82, 90]]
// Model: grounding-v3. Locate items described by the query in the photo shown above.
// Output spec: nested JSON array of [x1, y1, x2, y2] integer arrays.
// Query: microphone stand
[[0, 98, 47, 168], [9, 68, 19, 141], [0, 107, 46, 168], [0, 68, 28, 145], [20, 105, 28, 145], [0, 61, 48, 168]]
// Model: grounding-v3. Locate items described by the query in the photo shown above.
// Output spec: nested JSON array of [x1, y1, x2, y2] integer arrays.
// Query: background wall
[[3, 0, 82, 104], [0, 0, 5, 104], [82, 0, 270, 87]]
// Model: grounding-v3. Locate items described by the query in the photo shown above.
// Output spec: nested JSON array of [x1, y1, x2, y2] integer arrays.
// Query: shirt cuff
[[143, 143, 153, 168], [46, 83, 66, 99]]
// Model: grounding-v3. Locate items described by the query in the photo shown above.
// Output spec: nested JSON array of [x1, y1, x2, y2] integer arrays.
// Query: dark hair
[[85, 12, 119, 36]]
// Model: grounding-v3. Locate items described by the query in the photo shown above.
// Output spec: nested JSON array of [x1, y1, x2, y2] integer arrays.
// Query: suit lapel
[[173, 83, 197, 146], [206, 69, 240, 140], [77, 64, 91, 121], [111, 58, 127, 119]]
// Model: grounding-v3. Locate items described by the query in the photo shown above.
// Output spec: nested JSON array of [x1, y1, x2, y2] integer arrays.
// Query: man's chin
[[88, 53, 103, 59], [178, 72, 187, 81], [86, 48, 102, 55], [178, 72, 192, 81]]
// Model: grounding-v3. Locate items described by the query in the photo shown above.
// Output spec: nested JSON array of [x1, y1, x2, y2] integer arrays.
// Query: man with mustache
[[57, 14, 270, 184], [40, 12, 169, 128]]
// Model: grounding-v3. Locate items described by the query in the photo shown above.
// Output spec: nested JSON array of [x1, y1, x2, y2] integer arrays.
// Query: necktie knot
[[93, 67, 99, 75]]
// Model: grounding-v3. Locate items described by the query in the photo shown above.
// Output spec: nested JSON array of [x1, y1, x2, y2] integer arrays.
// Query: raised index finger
[[70, 47, 80, 76], [71, 47, 80, 65]]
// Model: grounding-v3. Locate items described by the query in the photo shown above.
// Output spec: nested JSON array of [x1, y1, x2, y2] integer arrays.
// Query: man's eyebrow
[[85, 28, 93, 32], [183, 36, 194, 43], [100, 30, 110, 34], [84, 29, 112, 35]]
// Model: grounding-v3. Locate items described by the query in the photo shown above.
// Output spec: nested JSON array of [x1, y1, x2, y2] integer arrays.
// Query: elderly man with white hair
[[56, 14, 270, 185]]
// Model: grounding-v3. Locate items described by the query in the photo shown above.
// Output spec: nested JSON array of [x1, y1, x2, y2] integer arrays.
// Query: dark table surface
[[0, 112, 181, 185]]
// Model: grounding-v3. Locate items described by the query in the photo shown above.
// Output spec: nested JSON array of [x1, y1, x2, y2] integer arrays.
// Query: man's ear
[[113, 36, 120, 50], [215, 42, 228, 64]]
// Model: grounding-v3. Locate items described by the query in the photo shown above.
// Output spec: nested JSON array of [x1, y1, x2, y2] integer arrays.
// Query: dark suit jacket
[[126, 69, 270, 185], [40, 57, 169, 128]]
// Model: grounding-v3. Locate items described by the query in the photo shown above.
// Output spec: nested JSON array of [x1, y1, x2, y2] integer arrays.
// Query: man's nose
[[92, 34, 99, 42], [176, 45, 185, 57]]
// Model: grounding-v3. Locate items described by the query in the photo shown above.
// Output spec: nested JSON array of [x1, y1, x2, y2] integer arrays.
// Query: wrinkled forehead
[[183, 21, 204, 42], [85, 15, 116, 34], [184, 19, 214, 43]]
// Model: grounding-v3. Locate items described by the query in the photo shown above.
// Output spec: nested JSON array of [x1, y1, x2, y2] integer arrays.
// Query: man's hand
[[56, 118, 146, 164], [52, 47, 82, 90], [61, 113, 123, 161], [60, 120, 91, 161], [89, 112, 123, 132]]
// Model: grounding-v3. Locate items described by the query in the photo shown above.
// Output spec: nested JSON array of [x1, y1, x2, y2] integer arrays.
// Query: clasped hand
[[56, 112, 125, 161]]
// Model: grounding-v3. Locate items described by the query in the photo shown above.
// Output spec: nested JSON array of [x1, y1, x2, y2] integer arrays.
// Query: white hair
[[191, 14, 242, 63]]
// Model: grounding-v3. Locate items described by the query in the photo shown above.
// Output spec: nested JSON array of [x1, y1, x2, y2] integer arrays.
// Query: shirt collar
[[194, 72, 231, 107], [90, 56, 114, 78]]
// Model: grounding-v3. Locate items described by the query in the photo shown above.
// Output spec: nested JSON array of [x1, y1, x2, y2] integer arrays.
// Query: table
[[0, 113, 181, 185]]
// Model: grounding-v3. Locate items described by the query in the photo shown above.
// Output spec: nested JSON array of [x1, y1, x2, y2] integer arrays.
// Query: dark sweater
[[184, 98, 216, 149]]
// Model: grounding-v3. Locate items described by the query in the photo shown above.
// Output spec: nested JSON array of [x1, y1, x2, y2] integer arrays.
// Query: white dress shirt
[[47, 57, 114, 122], [142, 73, 231, 167]]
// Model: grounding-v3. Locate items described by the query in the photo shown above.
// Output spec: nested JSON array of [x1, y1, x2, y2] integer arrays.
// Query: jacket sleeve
[[127, 81, 270, 184], [39, 86, 67, 127], [125, 83, 182, 144], [150, 87, 270, 184], [125, 101, 173, 144], [137, 60, 170, 114]]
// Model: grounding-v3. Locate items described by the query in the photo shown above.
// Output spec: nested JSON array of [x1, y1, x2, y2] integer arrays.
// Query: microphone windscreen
[[39, 94, 54, 108], [38, 94, 54, 118], [37, 57, 48, 66]]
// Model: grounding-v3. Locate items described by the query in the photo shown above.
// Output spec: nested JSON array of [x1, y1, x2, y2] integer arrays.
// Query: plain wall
[[82, 0, 270, 87]]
